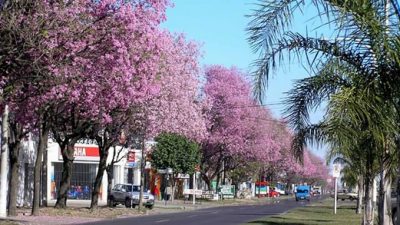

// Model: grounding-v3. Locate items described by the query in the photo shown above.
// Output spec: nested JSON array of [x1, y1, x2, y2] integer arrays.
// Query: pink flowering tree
[[145, 34, 206, 141], [201, 65, 281, 190], [259, 119, 298, 184], [42, 0, 171, 209], [1, 0, 171, 212], [302, 150, 330, 185], [0, 1, 61, 216]]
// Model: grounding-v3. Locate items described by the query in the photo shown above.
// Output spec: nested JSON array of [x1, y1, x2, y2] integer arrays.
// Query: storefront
[[13, 136, 150, 206], [46, 139, 143, 205]]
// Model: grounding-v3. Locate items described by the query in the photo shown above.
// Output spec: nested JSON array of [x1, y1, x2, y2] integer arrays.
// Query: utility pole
[[334, 177, 337, 214], [0, 105, 9, 217]]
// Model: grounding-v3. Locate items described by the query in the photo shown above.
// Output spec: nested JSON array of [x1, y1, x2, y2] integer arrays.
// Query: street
[[80, 197, 319, 225]]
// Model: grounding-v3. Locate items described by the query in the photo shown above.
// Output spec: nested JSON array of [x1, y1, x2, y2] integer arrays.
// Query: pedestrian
[[154, 185, 160, 200]]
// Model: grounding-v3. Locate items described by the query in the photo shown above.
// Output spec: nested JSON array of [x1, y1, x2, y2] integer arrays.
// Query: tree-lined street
[[81, 197, 316, 225], [2, 0, 400, 225]]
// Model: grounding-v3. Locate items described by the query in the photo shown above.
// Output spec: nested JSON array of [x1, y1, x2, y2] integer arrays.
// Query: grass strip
[[246, 198, 362, 225]]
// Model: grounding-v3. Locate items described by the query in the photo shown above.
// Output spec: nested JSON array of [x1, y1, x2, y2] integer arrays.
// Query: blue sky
[[162, 0, 328, 159]]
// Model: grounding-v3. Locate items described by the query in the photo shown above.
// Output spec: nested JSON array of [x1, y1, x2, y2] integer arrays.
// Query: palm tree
[[248, 1, 400, 225]]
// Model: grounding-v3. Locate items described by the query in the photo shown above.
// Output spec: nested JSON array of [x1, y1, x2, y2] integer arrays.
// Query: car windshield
[[297, 189, 308, 193], [125, 185, 149, 192], [126, 185, 140, 192]]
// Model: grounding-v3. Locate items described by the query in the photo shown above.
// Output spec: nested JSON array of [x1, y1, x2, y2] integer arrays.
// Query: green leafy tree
[[152, 132, 200, 201], [248, 1, 400, 224]]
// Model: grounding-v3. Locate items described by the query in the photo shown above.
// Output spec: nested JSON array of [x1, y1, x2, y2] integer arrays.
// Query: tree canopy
[[152, 132, 200, 175]]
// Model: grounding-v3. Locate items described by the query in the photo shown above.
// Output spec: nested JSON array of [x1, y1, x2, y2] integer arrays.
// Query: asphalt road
[[81, 197, 319, 225]]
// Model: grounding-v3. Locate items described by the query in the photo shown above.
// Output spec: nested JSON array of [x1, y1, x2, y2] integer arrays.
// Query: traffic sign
[[333, 164, 341, 178]]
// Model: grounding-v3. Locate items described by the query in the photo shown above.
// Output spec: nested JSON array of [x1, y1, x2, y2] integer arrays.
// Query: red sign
[[74, 146, 100, 157], [58, 144, 100, 161]]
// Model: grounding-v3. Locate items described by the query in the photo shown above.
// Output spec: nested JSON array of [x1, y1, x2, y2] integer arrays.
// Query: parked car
[[312, 186, 322, 196], [109, 184, 155, 209], [295, 185, 311, 201], [330, 190, 358, 201]]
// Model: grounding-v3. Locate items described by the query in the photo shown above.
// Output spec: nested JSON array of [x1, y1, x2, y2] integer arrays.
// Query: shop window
[[53, 163, 97, 200]]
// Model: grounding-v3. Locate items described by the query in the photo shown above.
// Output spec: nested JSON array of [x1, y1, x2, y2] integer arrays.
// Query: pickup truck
[[331, 190, 358, 201], [109, 184, 155, 209]]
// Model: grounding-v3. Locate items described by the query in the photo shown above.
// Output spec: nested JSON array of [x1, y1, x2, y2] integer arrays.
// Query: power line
[[212, 103, 284, 110]]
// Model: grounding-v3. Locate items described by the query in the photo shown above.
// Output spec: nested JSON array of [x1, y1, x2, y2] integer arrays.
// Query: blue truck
[[295, 185, 311, 201]]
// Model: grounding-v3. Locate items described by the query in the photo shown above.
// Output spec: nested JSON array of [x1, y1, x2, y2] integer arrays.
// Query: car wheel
[[125, 198, 132, 208], [392, 209, 397, 224], [296, 198, 299, 202], [146, 205, 154, 210]]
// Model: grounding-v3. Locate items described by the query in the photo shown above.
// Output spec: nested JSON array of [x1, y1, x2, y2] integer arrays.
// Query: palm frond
[[291, 122, 327, 162], [252, 32, 374, 101], [284, 58, 351, 127], [247, 0, 305, 54]]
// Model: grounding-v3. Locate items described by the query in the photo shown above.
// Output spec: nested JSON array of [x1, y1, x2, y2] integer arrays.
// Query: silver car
[[109, 184, 155, 209]]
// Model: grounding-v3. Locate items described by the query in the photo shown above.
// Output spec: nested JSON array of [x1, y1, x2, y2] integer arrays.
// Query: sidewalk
[[1, 196, 290, 225]]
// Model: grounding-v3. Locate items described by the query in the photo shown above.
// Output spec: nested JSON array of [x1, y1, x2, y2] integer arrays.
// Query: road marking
[[210, 210, 219, 214], [155, 219, 170, 223]]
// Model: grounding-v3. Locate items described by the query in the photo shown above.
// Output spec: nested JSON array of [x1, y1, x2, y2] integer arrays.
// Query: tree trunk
[[32, 122, 49, 216], [396, 139, 400, 225], [377, 166, 393, 225], [216, 171, 221, 193], [379, 161, 385, 224], [396, 174, 400, 225], [0, 105, 10, 218], [356, 176, 363, 214], [170, 174, 175, 203], [41, 141, 48, 207], [188, 174, 194, 201], [55, 138, 79, 209], [201, 173, 212, 191], [234, 182, 239, 199], [363, 173, 374, 225], [106, 165, 113, 206], [8, 141, 21, 216], [90, 145, 109, 210], [138, 144, 145, 209], [383, 173, 393, 225]]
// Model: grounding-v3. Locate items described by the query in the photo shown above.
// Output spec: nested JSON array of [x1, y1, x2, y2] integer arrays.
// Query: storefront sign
[[58, 144, 100, 161]]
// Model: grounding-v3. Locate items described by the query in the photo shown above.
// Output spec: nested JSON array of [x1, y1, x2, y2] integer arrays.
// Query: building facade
[[17, 137, 144, 206]]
